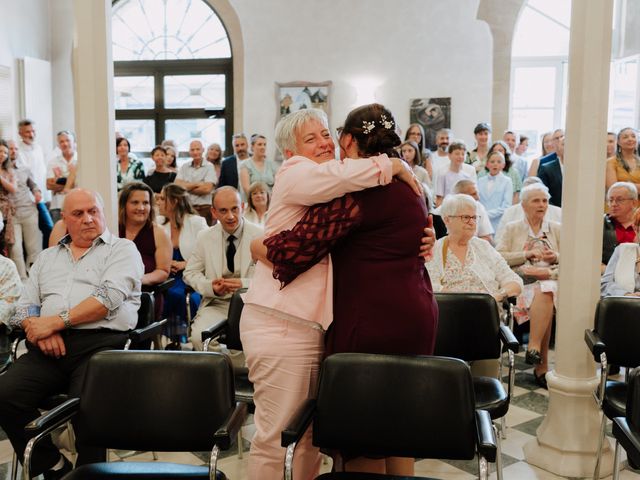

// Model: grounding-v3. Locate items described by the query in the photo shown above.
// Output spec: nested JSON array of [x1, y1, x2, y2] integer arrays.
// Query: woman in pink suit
[[241, 108, 425, 480], [265, 104, 438, 476]]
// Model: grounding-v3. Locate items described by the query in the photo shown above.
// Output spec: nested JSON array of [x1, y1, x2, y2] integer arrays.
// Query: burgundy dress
[[265, 180, 438, 357]]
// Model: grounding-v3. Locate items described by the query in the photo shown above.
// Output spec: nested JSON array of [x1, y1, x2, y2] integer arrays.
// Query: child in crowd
[[477, 151, 513, 231], [435, 141, 473, 206]]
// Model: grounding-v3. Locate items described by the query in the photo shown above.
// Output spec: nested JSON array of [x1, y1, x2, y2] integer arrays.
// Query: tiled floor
[[1, 349, 640, 479]]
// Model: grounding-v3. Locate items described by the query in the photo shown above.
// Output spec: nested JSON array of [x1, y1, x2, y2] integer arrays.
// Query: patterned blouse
[[117, 158, 146, 191]]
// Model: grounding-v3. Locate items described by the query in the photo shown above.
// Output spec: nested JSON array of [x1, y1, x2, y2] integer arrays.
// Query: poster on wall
[[276, 81, 332, 120], [409, 98, 451, 151]]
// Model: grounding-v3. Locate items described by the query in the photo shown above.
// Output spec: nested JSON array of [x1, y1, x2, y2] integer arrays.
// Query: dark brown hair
[[118, 181, 155, 229], [341, 103, 401, 158]]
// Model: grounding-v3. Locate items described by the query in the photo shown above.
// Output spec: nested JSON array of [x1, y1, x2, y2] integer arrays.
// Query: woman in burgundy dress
[[264, 103, 438, 476], [118, 182, 172, 318]]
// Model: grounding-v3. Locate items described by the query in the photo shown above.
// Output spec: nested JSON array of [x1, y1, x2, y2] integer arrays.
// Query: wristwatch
[[59, 310, 72, 329]]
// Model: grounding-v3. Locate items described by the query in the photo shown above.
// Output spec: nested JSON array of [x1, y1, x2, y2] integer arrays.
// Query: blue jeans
[[37, 202, 53, 249]]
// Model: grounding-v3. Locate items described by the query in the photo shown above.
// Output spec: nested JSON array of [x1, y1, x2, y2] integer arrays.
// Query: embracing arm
[[265, 194, 362, 287]]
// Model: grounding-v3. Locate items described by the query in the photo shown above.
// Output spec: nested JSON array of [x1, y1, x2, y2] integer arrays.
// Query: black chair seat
[[317, 473, 438, 480], [613, 417, 640, 470], [473, 377, 509, 420], [603, 381, 628, 420], [62, 462, 226, 480]]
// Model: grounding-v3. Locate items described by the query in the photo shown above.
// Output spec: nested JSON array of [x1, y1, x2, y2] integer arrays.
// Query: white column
[[71, 0, 117, 231], [523, 0, 614, 477]]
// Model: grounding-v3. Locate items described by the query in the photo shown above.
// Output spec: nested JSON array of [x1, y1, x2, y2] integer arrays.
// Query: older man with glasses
[[602, 181, 639, 271]]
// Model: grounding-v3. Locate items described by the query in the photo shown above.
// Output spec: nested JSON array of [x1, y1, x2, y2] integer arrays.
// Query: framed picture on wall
[[409, 97, 451, 151], [276, 81, 332, 121]]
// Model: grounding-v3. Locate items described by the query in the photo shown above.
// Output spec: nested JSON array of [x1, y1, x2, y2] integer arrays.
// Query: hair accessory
[[362, 120, 375, 135], [380, 114, 394, 130]]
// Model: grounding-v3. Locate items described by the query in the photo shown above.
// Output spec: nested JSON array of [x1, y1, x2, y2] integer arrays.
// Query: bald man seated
[[184, 186, 263, 363], [0, 189, 144, 479]]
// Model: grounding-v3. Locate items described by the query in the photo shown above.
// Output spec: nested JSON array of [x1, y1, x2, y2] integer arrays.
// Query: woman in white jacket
[[157, 183, 208, 347]]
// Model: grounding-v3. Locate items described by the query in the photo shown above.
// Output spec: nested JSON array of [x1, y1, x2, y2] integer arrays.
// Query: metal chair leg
[[500, 416, 507, 439], [493, 423, 503, 480], [612, 440, 622, 480], [152, 451, 158, 461], [237, 430, 243, 459], [593, 411, 608, 479], [10, 451, 18, 480]]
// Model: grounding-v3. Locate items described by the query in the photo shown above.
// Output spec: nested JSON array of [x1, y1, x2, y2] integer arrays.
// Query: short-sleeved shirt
[[47, 153, 78, 210], [176, 161, 217, 206], [144, 171, 177, 193], [435, 169, 472, 198]]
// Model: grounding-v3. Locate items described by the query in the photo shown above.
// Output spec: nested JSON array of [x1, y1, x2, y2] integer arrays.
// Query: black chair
[[201, 288, 253, 458], [282, 353, 497, 480], [22, 350, 246, 479], [433, 292, 519, 480], [612, 367, 640, 479], [584, 296, 640, 479], [4, 292, 165, 480]]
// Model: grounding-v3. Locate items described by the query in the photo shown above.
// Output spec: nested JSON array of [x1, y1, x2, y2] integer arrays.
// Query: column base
[[523, 370, 613, 478]]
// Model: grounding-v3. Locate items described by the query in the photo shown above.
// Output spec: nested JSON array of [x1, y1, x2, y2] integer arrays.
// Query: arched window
[[112, 0, 233, 160]]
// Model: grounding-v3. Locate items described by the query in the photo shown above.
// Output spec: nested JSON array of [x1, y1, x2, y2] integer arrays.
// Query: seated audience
[[477, 150, 513, 232], [46, 131, 77, 223], [8, 139, 42, 280], [404, 122, 428, 157], [157, 184, 208, 347], [116, 137, 145, 191], [218, 133, 250, 189], [426, 193, 522, 376], [466, 122, 491, 171], [495, 178, 562, 243], [244, 181, 270, 226], [0, 254, 22, 328], [503, 130, 528, 180], [206, 142, 223, 180], [605, 127, 640, 191], [400, 140, 431, 187], [239, 134, 279, 196], [496, 183, 560, 388], [602, 181, 638, 270], [0, 188, 143, 478], [480, 140, 522, 203], [535, 129, 564, 174], [184, 186, 263, 360], [538, 131, 565, 206], [527, 131, 555, 177], [601, 209, 640, 297], [451, 179, 493, 242], [175, 140, 217, 226], [435, 141, 476, 206], [516, 134, 529, 157], [143, 145, 176, 196], [118, 182, 171, 289], [0, 140, 17, 253]]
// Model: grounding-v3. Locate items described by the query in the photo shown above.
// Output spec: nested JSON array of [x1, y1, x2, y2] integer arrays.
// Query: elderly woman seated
[[426, 193, 522, 377], [495, 183, 560, 389], [602, 208, 640, 297]]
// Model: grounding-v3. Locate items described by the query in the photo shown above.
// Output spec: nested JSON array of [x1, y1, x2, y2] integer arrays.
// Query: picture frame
[[409, 97, 451, 151], [276, 81, 332, 121]]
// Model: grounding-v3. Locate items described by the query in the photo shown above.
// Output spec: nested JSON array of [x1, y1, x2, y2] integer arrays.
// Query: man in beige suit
[[184, 186, 263, 356]]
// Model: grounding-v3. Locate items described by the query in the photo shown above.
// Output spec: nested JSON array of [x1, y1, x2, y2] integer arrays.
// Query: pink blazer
[[244, 154, 392, 330]]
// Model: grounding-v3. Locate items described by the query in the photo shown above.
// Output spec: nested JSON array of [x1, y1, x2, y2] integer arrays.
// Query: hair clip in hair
[[380, 114, 394, 130], [362, 121, 375, 135]]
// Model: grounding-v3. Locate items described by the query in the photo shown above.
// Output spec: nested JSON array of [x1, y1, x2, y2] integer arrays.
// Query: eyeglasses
[[449, 215, 480, 224], [607, 197, 635, 205]]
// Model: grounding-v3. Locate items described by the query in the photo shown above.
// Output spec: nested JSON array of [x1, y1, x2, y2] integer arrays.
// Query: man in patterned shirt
[[0, 188, 143, 479]]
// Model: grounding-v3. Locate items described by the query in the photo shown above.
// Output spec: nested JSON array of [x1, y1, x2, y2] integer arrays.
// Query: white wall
[[229, 0, 493, 155], [46, 0, 494, 157], [0, 0, 50, 143]]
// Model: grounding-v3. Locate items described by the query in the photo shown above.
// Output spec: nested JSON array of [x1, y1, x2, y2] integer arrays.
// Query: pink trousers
[[241, 305, 324, 480]]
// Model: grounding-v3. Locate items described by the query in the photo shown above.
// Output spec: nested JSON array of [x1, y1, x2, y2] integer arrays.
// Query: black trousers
[[0, 329, 128, 476]]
